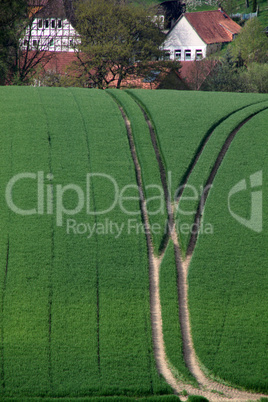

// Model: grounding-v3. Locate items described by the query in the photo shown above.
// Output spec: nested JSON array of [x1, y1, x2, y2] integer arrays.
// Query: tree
[[0, 0, 28, 84], [202, 49, 245, 92], [220, 0, 237, 17], [240, 63, 268, 93], [73, 0, 178, 89], [231, 18, 268, 65], [0, 0, 55, 85]]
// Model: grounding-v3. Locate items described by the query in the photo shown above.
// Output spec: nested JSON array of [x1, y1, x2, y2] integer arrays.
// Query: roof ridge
[[185, 9, 220, 14]]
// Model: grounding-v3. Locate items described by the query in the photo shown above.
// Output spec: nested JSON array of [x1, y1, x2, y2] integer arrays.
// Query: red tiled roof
[[179, 60, 217, 89], [33, 52, 187, 89], [184, 9, 241, 44], [38, 51, 78, 74], [179, 61, 196, 80]]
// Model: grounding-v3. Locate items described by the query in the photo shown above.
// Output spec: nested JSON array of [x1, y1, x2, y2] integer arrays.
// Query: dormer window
[[51, 20, 55, 28], [45, 20, 49, 28], [38, 19, 42, 28], [58, 20, 62, 28]]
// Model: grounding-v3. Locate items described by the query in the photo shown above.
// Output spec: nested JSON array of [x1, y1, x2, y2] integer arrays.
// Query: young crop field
[[0, 87, 172, 399], [188, 109, 268, 392], [0, 87, 267, 401], [128, 90, 267, 198], [176, 100, 268, 255], [127, 89, 267, 251]]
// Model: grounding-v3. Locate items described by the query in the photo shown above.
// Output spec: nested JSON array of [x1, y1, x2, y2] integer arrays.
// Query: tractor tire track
[[123, 96, 268, 401], [176, 99, 268, 200], [186, 107, 268, 257], [172, 108, 268, 400], [113, 102, 182, 395], [139, 109, 174, 253]]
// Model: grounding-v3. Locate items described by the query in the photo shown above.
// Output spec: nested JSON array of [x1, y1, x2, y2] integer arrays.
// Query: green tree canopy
[[73, 0, 177, 89], [231, 18, 268, 65], [0, 0, 56, 85], [0, 0, 28, 84]]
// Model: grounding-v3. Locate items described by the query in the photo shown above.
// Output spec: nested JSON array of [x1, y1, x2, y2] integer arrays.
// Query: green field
[[188, 109, 268, 392], [0, 87, 267, 400], [0, 87, 171, 399], [176, 100, 268, 255]]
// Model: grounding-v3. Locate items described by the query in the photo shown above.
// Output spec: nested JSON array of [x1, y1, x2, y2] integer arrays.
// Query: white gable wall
[[162, 16, 207, 61]]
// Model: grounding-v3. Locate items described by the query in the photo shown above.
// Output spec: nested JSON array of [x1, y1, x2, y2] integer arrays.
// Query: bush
[[187, 396, 209, 402]]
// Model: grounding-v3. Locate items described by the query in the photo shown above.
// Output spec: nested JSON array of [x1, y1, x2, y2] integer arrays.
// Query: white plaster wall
[[162, 16, 207, 61]]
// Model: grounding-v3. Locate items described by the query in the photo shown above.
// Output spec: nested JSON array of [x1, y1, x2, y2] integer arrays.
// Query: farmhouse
[[162, 8, 241, 61], [23, 0, 79, 52], [21, 1, 239, 88]]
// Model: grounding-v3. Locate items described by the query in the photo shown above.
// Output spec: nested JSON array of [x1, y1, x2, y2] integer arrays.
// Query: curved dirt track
[[113, 95, 268, 402]]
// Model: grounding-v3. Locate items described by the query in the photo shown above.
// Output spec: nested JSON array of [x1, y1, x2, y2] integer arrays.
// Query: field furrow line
[[69, 90, 101, 374], [37, 88, 54, 391], [48, 220, 54, 391], [0, 238, 9, 391], [48, 143, 54, 393]]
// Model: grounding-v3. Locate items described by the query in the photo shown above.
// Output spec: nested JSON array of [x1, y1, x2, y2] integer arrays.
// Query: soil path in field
[[113, 95, 268, 401]]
